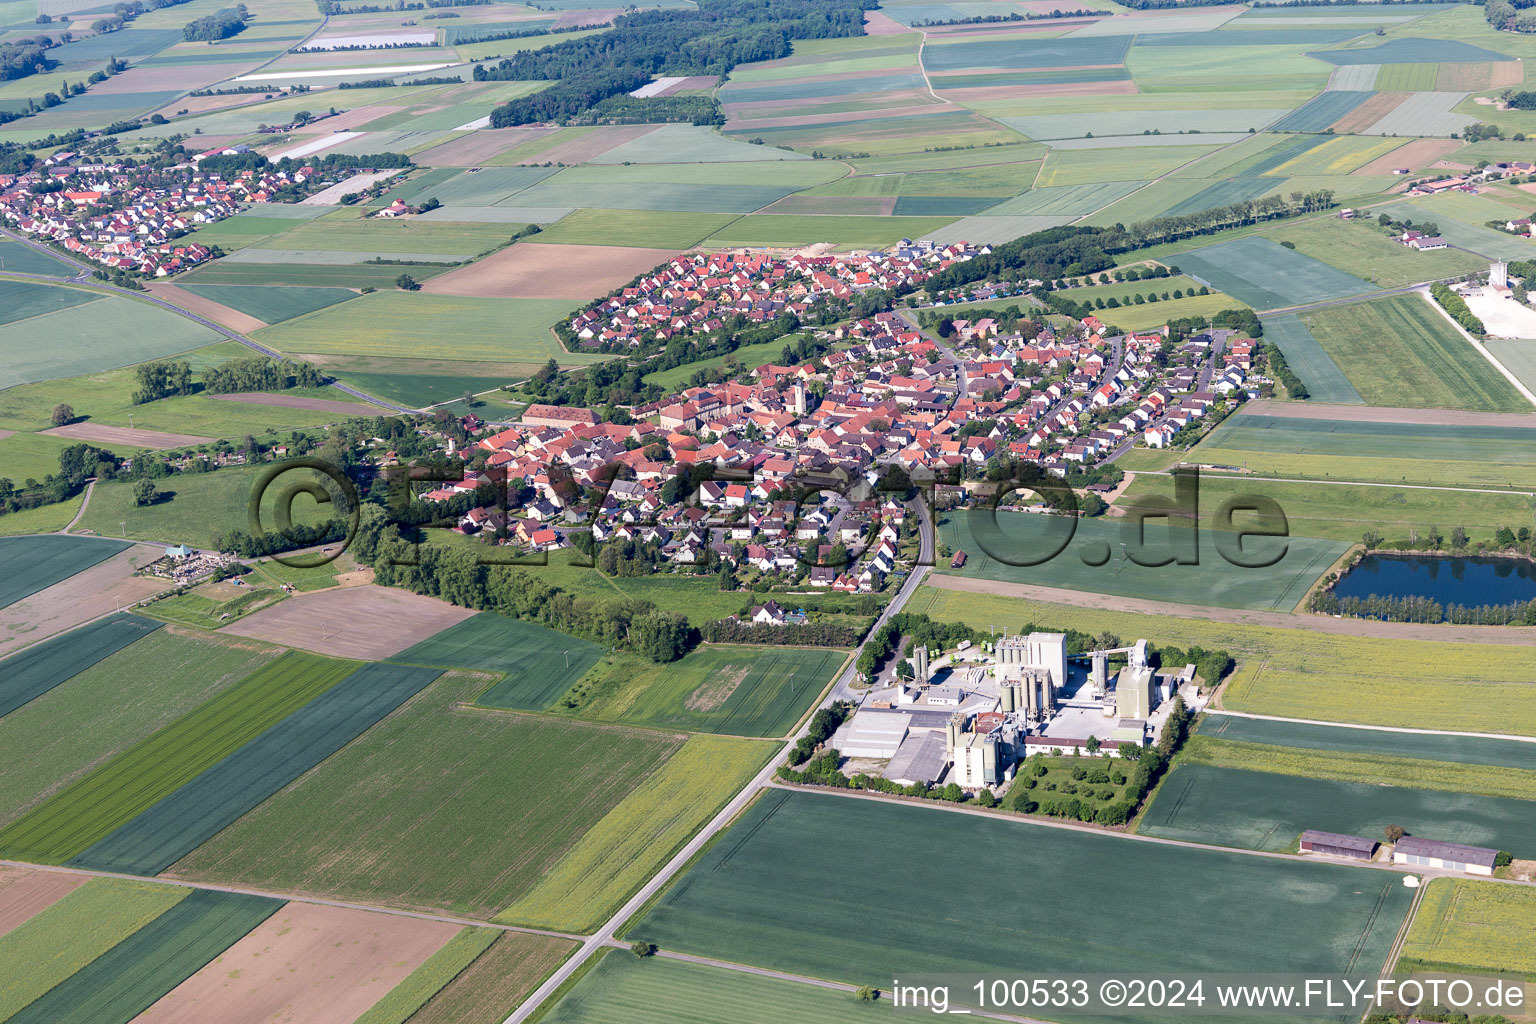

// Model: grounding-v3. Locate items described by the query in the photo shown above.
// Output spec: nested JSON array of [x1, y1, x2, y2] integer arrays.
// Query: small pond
[[1333, 553, 1536, 608]]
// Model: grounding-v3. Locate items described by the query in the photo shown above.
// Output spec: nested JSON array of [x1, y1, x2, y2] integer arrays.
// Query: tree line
[[183, 4, 249, 41], [1430, 282, 1485, 335], [478, 0, 872, 126]]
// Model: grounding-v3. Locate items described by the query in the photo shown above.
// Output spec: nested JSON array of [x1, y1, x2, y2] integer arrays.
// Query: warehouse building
[[1392, 836, 1500, 876], [828, 711, 911, 759], [1299, 830, 1378, 862]]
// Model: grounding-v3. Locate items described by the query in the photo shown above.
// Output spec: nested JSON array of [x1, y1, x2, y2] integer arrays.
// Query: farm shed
[[1392, 836, 1499, 876], [1299, 830, 1378, 862]]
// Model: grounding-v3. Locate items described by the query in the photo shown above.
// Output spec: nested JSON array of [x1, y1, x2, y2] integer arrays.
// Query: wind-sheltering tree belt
[[479, 0, 874, 126]]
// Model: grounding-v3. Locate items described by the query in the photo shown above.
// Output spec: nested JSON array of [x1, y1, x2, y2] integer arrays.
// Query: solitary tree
[[50, 403, 74, 426], [856, 987, 880, 1002], [1384, 824, 1406, 844], [630, 940, 657, 959], [133, 479, 156, 506], [395, 273, 419, 291]]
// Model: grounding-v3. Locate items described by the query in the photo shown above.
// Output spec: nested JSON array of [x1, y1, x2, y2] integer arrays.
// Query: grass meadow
[[909, 585, 1536, 735]]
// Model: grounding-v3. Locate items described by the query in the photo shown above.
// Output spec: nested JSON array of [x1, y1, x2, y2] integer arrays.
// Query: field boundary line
[[1133, 469, 1536, 496], [1204, 709, 1536, 745], [0, 859, 587, 940], [1414, 286, 1536, 410]]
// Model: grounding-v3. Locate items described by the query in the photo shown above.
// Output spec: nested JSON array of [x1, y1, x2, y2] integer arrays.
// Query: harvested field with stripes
[[219, 584, 476, 660]]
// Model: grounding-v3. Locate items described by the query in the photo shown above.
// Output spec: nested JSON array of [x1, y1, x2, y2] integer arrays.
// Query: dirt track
[[1239, 398, 1536, 428], [42, 423, 214, 449], [923, 573, 1536, 644]]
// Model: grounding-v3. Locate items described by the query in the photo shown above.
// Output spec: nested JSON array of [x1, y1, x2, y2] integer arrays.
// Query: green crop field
[[1399, 879, 1536, 978], [0, 651, 356, 864], [1301, 295, 1528, 412], [631, 789, 1413, 986], [170, 672, 687, 919], [0, 535, 130, 609], [1196, 714, 1536, 771], [72, 663, 443, 876], [0, 629, 279, 829], [6, 890, 282, 1024], [0, 240, 76, 276], [1179, 734, 1536, 801], [498, 734, 772, 932], [554, 645, 846, 736], [1264, 216, 1485, 288], [703, 214, 960, 250], [178, 284, 359, 324], [1260, 314, 1362, 404], [402, 931, 576, 1024], [1113, 473, 1533, 544], [177, 260, 453, 288], [1139, 763, 1536, 857], [0, 614, 161, 719], [249, 216, 518, 258], [527, 210, 744, 248], [255, 293, 588, 364], [0, 878, 189, 1021], [0, 280, 101, 327], [543, 949, 893, 1024], [1170, 236, 1375, 310], [0, 294, 222, 389], [908, 585, 1536, 735], [1189, 411, 1536, 489], [934, 510, 1347, 612], [395, 613, 603, 712]]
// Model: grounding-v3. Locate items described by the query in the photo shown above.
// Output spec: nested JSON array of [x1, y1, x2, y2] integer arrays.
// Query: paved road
[[61, 478, 96, 533], [501, 499, 937, 1024], [896, 307, 967, 401], [0, 227, 415, 413]]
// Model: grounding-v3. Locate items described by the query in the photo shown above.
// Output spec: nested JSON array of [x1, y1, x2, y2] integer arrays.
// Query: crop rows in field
[[1171, 236, 1373, 310], [353, 926, 500, 1024], [0, 536, 130, 610], [0, 651, 357, 864], [1197, 714, 1536, 770], [1179, 734, 1536, 802], [631, 789, 1413, 987], [0, 614, 161, 720], [1139, 763, 1536, 857], [0, 878, 188, 1021], [6, 890, 281, 1024], [397, 612, 602, 711], [72, 663, 442, 876], [168, 673, 686, 919], [498, 734, 772, 932]]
